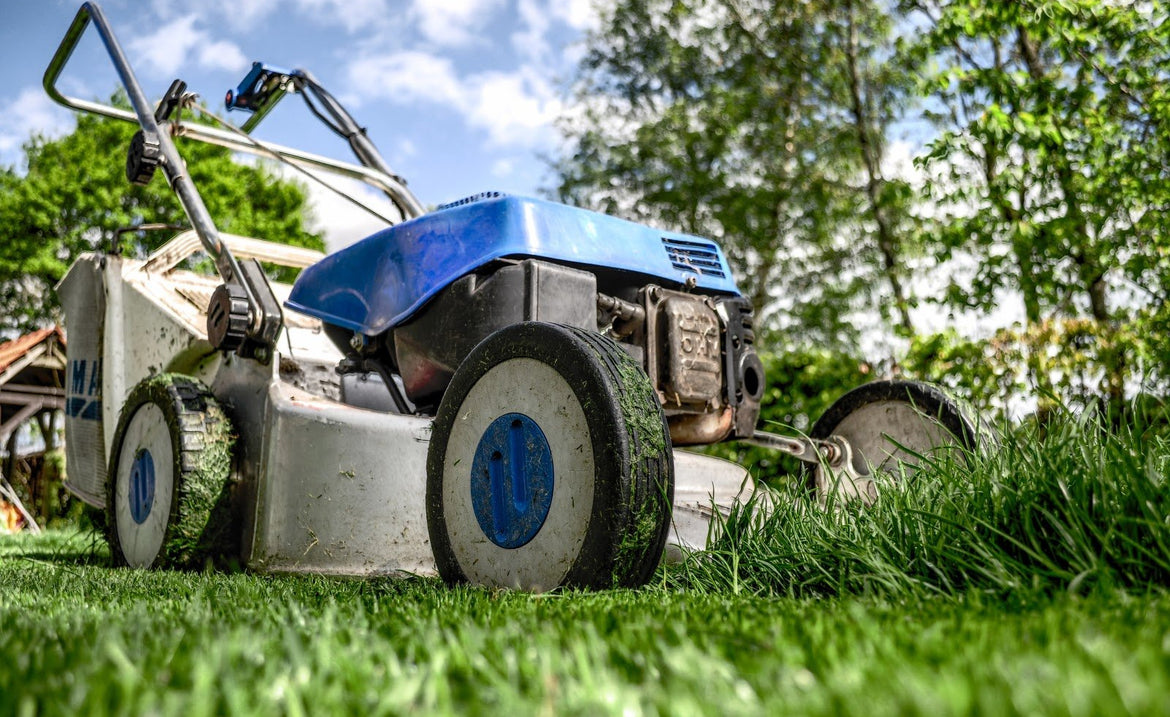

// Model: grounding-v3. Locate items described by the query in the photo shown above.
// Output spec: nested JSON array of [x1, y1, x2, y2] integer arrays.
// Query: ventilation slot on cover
[[437, 191, 506, 211], [661, 237, 727, 278]]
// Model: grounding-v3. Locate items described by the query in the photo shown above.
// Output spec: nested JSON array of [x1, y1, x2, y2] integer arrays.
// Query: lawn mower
[[45, 3, 983, 590]]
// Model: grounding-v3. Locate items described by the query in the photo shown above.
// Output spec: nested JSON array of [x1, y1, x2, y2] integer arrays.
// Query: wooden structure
[[0, 327, 66, 533]]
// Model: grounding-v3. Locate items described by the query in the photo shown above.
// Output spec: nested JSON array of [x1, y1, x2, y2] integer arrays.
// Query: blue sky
[[0, 0, 596, 247]]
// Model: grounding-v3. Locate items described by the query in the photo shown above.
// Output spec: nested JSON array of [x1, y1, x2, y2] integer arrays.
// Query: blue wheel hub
[[129, 448, 156, 525], [471, 413, 554, 549]]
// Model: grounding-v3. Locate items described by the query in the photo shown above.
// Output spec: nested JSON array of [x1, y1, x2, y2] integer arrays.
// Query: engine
[[352, 257, 763, 445], [288, 194, 764, 444]]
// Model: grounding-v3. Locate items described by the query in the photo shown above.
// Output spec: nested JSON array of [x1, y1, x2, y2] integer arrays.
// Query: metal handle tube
[[44, 6, 425, 222], [296, 69, 409, 196], [170, 122, 426, 219], [44, 5, 232, 269], [32, 95, 426, 219]]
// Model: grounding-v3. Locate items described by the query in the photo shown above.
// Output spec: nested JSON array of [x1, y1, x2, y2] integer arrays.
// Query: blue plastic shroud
[[286, 194, 742, 336]]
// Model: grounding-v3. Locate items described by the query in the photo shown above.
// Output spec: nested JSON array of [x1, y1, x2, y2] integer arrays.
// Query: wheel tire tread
[[107, 374, 236, 570], [426, 322, 673, 590], [569, 326, 673, 587], [802, 379, 986, 491]]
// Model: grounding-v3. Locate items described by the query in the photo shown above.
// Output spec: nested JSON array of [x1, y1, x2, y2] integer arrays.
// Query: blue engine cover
[[286, 194, 742, 336]]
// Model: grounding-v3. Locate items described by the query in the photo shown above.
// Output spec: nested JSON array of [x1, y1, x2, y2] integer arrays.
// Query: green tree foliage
[[902, 0, 1170, 410], [555, 0, 919, 348], [0, 105, 324, 333], [559, 0, 1169, 416]]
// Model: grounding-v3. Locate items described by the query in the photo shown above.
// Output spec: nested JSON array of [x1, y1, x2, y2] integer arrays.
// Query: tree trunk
[[1017, 26, 1123, 414], [843, 0, 914, 336]]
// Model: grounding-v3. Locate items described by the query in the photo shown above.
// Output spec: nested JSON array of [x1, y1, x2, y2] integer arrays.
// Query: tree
[[555, 0, 918, 349], [0, 102, 324, 334], [903, 0, 1170, 411], [558, 0, 1169, 416]]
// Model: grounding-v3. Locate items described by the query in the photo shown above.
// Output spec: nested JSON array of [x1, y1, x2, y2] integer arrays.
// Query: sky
[[0, 0, 598, 248]]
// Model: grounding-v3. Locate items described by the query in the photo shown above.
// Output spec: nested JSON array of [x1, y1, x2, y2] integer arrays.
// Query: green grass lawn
[[2, 531, 1168, 716], [2, 414, 1168, 715]]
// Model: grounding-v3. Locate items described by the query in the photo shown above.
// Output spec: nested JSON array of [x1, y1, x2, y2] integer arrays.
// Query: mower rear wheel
[[426, 322, 674, 591], [107, 375, 236, 569], [806, 380, 984, 503]]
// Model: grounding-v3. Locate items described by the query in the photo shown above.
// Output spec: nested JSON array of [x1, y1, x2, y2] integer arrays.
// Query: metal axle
[[744, 430, 846, 467]]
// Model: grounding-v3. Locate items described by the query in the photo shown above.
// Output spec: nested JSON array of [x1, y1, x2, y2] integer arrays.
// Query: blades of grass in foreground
[[668, 410, 1170, 599], [4, 535, 1170, 716]]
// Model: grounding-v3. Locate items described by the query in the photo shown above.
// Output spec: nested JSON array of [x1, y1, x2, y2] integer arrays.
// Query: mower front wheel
[[107, 374, 236, 569], [805, 379, 986, 503], [426, 322, 674, 591]]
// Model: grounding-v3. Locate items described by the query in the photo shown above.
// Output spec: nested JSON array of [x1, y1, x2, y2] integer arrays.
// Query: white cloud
[[511, 0, 551, 63], [350, 50, 562, 151], [410, 0, 506, 47], [198, 41, 249, 73], [151, 0, 386, 36], [146, 0, 184, 22], [882, 139, 924, 185], [129, 16, 201, 77], [513, 0, 604, 65], [274, 165, 401, 251], [150, 0, 278, 25], [463, 70, 562, 147], [213, 0, 279, 25], [294, 0, 390, 34], [491, 158, 515, 177], [551, 0, 603, 31], [129, 15, 248, 77], [0, 88, 75, 165], [347, 52, 465, 106]]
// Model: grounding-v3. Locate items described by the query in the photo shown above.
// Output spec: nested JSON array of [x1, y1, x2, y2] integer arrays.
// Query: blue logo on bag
[[65, 359, 102, 420]]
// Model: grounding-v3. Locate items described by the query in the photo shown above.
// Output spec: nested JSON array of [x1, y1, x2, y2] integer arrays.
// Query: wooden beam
[[0, 392, 65, 409], [0, 385, 65, 397], [0, 479, 40, 534], [0, 345, 48, 387], [0, 403, 44, 444]]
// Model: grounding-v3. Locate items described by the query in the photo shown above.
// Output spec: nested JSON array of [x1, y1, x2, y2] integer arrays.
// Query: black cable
[[299, 89, 349, 140], [363, 358, 412, 415], [189, 103, 399, 226]]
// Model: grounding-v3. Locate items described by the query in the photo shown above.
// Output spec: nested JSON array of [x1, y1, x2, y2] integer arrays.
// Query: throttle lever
[[154, 78, 187, 123]]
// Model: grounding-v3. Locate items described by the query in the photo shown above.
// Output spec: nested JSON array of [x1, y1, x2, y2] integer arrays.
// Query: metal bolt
[[822, 441, 842, 466]]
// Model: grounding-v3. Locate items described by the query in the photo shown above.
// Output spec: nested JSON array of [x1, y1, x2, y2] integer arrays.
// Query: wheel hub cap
[[471, 413, 554, 548], [129, 448, 156, 525]]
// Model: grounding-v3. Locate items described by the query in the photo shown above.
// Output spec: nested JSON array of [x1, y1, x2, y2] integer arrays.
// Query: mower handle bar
[[43, 3, 425, 224], [44, 0, 269, 335]]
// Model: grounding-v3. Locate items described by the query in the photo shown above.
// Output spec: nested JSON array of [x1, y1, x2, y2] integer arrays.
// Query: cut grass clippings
[[2, 409, 1169, 715]]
